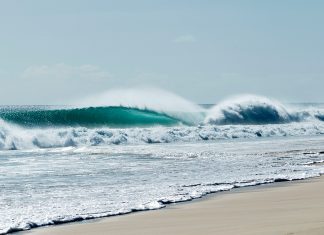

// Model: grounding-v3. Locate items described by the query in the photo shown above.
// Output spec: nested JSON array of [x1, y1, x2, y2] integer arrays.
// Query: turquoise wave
[[0, 106, 182, 128]]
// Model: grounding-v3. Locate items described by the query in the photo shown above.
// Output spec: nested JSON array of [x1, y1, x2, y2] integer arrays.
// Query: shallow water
[[1, 135, 324, 234]]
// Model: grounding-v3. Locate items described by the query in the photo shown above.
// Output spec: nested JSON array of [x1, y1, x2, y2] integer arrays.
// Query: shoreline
[[25, 175, 324, 235]]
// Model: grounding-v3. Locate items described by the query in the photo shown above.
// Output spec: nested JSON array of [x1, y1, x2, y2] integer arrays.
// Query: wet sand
[[27, 176, 324, 235]]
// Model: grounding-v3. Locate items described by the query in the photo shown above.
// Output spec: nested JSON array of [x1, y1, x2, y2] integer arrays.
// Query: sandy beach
[[27, 176, 324, 235]]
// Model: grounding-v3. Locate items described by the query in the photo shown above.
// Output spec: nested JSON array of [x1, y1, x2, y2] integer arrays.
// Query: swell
[[0, 106, 182, 128]]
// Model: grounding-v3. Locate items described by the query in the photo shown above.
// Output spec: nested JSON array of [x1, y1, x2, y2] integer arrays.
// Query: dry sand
[[27, 177, 324, 235]]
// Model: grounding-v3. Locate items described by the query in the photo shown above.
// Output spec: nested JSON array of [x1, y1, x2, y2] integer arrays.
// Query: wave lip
[[205, 95, 293, 125]]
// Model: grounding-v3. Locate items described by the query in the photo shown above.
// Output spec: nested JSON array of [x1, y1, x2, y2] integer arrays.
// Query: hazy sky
[[1, 0, 324, 104]]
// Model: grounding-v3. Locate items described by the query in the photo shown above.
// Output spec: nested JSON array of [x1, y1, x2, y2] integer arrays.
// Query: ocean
[[1, 94, 324, 234]]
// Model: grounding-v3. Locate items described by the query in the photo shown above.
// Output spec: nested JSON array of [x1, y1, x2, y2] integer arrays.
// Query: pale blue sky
[[1, 0, 324, 104]]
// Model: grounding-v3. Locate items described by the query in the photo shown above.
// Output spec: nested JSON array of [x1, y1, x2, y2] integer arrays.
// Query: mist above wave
[[72, 88, 205, 125]]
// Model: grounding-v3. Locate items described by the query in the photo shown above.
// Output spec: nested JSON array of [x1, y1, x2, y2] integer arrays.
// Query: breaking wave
[[1, 91, 324, 150]]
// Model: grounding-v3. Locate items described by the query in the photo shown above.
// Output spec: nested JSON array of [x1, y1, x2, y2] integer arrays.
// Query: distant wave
[[205, 95, 292, 125], [205, 95, 324, 125]]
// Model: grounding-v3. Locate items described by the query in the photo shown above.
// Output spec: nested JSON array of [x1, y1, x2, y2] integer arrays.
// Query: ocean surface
[[1, 93, 324, 234]]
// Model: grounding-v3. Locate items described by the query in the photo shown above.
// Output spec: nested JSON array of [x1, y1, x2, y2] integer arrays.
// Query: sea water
[[1, 93, 324, 234]]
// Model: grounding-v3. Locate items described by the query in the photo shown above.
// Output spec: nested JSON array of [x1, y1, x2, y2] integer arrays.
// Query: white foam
[[1, 136, 324, 233], [1, 117, 324, 150]]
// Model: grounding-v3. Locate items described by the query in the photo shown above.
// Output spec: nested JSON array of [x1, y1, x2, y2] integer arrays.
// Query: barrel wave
[[0, 106, 182, 128]]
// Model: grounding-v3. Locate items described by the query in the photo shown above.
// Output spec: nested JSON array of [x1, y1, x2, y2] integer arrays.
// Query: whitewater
[[1, 89, 324, 234]]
